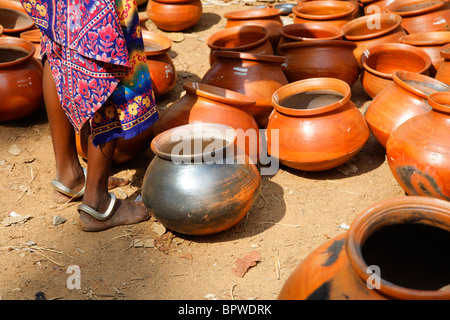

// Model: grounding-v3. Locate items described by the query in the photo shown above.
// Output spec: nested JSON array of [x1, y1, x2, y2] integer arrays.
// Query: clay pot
[[342, 13, 407, 66], [223, 7, 283, 48], [277, 22, 344, 51], [142, 31, 176, 97], [386, 91, 450, 200], [201, 51, 288, 128], [146, 0, 202, 32], [0, 37, 43, 122], [75, 124, 155, 165], [292, 1, 357, 28], [365, 70, 450, 148], [152, 82, 261, 162], [20, 29, 41, 62], [361, 0, 389, 14], [277, 40, 360, 87], [206, 25, 274, 66], [266, 77, 370, 171], [386, 0, 450, 34], [0, 24, 3, 37], [360, 43, 432, 98], [141, 123, 262, 236], [435, 43, 450, 84], [400, 31, 450, 77], [0, 0, 35, 36], [278, 196, 450, 300]]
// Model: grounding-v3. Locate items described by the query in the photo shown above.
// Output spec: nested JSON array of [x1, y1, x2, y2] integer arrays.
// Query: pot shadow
[[183, 12, 222, 33]]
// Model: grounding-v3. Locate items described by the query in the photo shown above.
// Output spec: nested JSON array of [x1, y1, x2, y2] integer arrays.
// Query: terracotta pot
[[297, 0, 361, 17], [266, 77, 370, 171], [201, 51, 288, 128], [435, 42, 450, 84], [292, 1, 357, 28], [365, 70, 450, 148], [0, 37, 43, 122], [0, 24, 3, 37], [0, 0, 34, 35], [20, 29, 41, 62], [146, 0, 202, 32], [223, 7, 283, 48], [386, 0, 450, 34], [141, 123, 262, 236], [152, 82, 261, 162], [206, 25, 274, 66], [277, 40, 360, 87], [400, 31, 450, 77], [386, 91, 450, 200], [75, 124, 155, 165], [342, 13, 406, 66], [277, 22, 344, 51], [278, 196, 450, 300], [360, 43, 432, 98], [142, 31, 176, 97], [361, 0, 389, 14]]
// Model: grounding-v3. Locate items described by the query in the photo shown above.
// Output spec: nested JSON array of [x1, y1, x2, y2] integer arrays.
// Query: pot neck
[[0, 38, 35, 68], [387, 0, 448, 17]]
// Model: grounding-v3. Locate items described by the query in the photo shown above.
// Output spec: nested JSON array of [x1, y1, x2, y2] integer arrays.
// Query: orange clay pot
[[435, 42, 450, 84], [0, 37, 43, 122], [386, 91, 450, 201], [141, 123, 261, 236], [292, 1, 357, 28], [278, 196, 450, 300], [0, 0, 34, 36], [399, 31, 450, 77], [146, 0, 202, 32], [360, 43, 432, 98], [361, 0, 389, 14], [152, 82, 261, 163], [277, 40, 360, 87], [142, 30, 176, 97], [201, 51, 288, 128], [365, 71, 450, 148], [20, 29, 41, 63], [277, 22, 344, 51], [75, 125, 154, 165], [206, 25, 274, 66], [266, 77, 370, 171], [223, 7, 284, 48], [342, 13, 406, 66], [386, 0, 450, 34]]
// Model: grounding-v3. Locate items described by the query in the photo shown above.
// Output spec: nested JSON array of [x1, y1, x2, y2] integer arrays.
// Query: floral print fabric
[[20, 0, 158, 146]]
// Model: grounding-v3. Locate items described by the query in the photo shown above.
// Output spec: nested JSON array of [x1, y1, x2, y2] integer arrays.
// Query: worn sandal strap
[[77, 193, 117, 221], [51, 167, 87, 199]]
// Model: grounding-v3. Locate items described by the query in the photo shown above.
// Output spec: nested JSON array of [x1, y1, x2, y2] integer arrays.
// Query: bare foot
[[77, 198, 151, 232], [52, 176, 130, 204]]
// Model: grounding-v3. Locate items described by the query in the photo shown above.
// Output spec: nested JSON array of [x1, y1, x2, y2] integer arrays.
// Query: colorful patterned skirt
[[20, 0, 159, 146]]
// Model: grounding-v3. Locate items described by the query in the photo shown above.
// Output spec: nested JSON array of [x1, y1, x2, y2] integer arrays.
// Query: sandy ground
[[0, 1, 406, 301]]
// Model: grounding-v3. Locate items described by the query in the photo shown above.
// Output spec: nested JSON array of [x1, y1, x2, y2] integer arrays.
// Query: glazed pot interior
[[394, 70, 450, 98], [280, 23, 344, 40], [428, 91, 450, 114], [0, 38, 34, 65], [151, 123, 237, 162], [294, 1, 355, 18], [388, 0, 445, 15], [0, 8, 34, 32], [400, 31, 450, 46], [208, 26, 268, 49], [347, 196, 450, 299], [142, 31, 172, 55], [343, 13, 402, 39]]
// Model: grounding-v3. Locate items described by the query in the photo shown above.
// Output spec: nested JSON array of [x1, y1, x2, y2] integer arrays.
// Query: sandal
[[51, 167, 87, 201], [77, 193, 117, 221]]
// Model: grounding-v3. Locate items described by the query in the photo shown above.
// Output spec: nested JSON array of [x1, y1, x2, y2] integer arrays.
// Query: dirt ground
[[0, 1, 406, 301]]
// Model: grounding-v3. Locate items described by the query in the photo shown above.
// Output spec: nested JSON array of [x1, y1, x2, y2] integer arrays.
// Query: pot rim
[[206, 25, 270, 51], [142, 30, 172, 55], [0, 6, 35, 33], [149, 0, 199, 4], [0, 37, 35, 67], [20, 29, 41, 43], [151, 122, 237, 162], [428, 91, 450, 114], [393, 70, 450, 99], [223, 7, 283, 20], [386, 0, 448, 17], [279, 22, 344, 41], [271, 77, 351, 116], [440, 42, 450, 59], [361, 43, 432, 79], [183, 82, 256, 107], [346, 196, 450, 300], [212, 50, 285, 63], [399, 31, 450, 46], [0, 24, 3, 36], [293, 1, 356, 20], [278, 38, 357, 51], [342, 13, 403, 41]]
